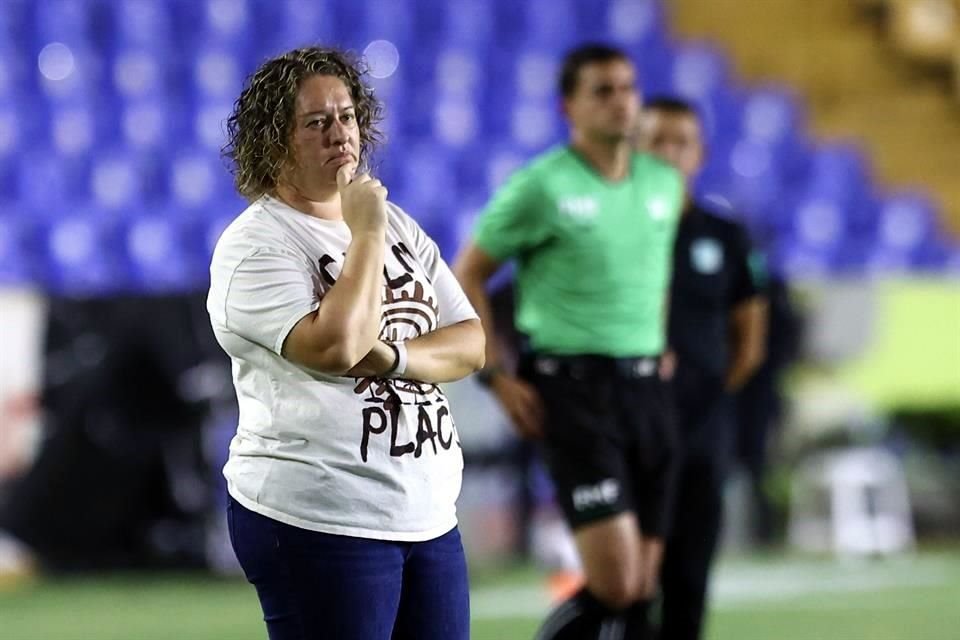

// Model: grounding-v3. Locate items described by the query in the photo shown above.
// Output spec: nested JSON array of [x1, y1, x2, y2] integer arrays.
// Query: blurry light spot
[[364, 40, 400, 80], [38, 42, 75, 81], [53, 108, 93, 155], [730, 141, 771, 179]]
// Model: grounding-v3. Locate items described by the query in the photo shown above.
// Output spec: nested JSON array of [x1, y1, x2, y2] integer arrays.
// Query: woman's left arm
[[403, 318, 485, 383]]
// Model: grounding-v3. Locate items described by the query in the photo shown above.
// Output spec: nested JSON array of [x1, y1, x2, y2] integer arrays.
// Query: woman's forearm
[[402, 319, 485, 383]]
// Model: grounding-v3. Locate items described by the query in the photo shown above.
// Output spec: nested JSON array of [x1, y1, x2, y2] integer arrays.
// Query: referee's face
[[564, 59, 640, 143], [639, 110, 704, 183]]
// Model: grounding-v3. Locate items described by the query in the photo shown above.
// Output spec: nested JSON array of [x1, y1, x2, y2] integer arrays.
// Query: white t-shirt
[[207, 195, 478, 541]]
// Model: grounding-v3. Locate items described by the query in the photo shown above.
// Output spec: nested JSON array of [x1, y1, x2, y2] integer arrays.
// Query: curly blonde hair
[[224, 46, 384, 200]]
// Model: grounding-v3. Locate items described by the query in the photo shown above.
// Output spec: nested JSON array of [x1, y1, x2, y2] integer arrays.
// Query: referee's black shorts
[[520, 352, 680, 537]]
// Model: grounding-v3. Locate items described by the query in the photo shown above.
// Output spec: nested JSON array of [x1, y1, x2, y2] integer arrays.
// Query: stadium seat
[[33, 0, 95, 45], [110, 0, 176, 52], [669, 42, 731, 103], [37, 43, 105, 105], [121, 98, 183, 151], [874, 192, 939, 253], [89, 149, 164, 215], [167, 148, 238, 216], [110, 47, 167, 101], [17, 148, 91, 213], [0, 211, 38, 285], [0, 0, 950, 286], [442, 0, 495, 49], [43, 214, 128, 295], [190, 46, 245, 102], [124, 214, 206, 293], [605, 0, 668, 51]]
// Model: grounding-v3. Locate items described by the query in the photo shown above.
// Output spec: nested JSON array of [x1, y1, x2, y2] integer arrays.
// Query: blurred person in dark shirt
[[638, 97, 768, 640]]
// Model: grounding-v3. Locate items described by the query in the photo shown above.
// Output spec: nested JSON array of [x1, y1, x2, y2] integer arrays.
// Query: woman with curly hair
[[207, 46, 483, 640]]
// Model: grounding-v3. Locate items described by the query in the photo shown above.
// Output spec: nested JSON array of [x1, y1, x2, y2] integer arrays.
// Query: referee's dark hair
[[559, 43, 631, 97]]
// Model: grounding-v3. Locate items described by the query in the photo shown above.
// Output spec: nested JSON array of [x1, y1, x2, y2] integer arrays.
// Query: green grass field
[[2, 549, 959, 639]]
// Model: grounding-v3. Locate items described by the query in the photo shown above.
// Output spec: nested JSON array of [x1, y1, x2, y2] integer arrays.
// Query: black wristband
[[385, 342, 401, 376]]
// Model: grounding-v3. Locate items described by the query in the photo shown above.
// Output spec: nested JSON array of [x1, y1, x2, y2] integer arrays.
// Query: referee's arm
[[453, 242, 545, 438]]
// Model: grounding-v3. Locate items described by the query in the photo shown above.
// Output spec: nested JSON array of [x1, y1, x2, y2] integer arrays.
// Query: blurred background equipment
[[0, 0, 958, 638]]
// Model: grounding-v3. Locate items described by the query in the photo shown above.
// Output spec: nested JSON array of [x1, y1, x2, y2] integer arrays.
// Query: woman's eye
[[341, 113, 355, 123]]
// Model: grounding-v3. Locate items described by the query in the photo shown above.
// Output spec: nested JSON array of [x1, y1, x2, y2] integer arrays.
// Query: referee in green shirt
[[454, 44, 683, 639]]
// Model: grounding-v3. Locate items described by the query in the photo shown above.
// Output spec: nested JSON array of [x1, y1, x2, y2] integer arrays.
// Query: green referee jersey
[[473, 145, 684, 357]]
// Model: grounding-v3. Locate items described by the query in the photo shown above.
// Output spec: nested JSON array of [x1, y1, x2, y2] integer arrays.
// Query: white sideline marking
[[470, 556, 954, 620]]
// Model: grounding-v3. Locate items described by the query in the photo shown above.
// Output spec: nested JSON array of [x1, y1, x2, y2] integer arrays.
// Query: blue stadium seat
[[167, 148, 239, 216], [605, 0, 667, 50], [191, 98, 233, 152], [173, 0, 256, 50], [804, 143, 871, 210], [120, 98, 183, 151], [48, 102, 104, 156], [0, 211, 39, 285], [89, 149, 164, 215], [523, 0, 578, 49], [442, 0, 495, 49], [37, 43, 106, 105], [43, 214, 128, 295], [17, 148, 91, 213], [741, 87, 803, 149], [110, 47, 168, 100], [190, 45, 246, 101], [124, 213, 206, 293], [110, 0, 176, 52], [33, 0, 95, 45], [0, 43, 34, 99], [669, 42, 730, 103], [260, 0, 337, 59], [789, 196, 848, 251], [768, 239, 835, 279], [391, 141, 458, 215], [432, 95, 481, 148], [873, 192, 938, 254]]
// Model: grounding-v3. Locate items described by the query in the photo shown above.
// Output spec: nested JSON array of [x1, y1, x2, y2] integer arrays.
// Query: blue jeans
[[227, 496, 470, 640]]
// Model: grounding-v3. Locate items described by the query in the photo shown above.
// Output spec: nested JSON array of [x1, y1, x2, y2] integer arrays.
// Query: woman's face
[[286, 74, 362, 195]]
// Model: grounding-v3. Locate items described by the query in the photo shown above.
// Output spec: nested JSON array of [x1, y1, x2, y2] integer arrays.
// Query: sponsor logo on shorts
[[572, 479, 621, 512]]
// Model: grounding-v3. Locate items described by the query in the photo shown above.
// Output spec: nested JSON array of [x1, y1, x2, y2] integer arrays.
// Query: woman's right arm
[[283, 171, 389, 375]]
